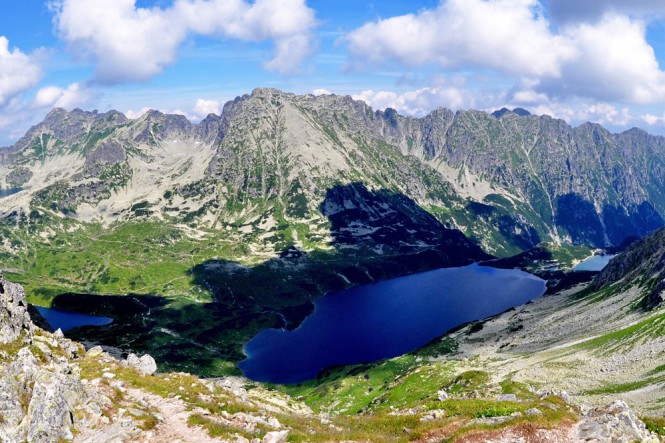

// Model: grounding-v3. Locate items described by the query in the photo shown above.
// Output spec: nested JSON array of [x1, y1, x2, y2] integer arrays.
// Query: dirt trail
[[126, 388, 226, 443]]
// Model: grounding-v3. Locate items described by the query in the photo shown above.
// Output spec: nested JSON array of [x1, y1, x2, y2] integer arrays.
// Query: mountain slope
[[439, 226, 665, 418]]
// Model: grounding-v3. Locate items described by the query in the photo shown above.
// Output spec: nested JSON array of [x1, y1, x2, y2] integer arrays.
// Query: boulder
[[126, 353, 157, 375], [262, 430, 289, 443]]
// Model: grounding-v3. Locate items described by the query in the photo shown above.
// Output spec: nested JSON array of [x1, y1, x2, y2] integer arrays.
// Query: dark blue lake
[[35, 306, 113, 332], [0, 188, 22, 199], [239, 264, 546, 383]]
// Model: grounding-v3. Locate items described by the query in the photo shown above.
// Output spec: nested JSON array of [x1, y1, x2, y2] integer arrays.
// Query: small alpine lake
[[0, 188, 23, 199], [239, 264, 546, 384], [572, 254, 617, 272], [35, 306, 113, 332]]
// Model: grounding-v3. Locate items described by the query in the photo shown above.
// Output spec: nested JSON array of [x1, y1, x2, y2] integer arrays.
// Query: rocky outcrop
[[0, 337, 89, 443], [575, 400, 660, 442], [0, 274, 96, 442], [0, 271, 34, 343]]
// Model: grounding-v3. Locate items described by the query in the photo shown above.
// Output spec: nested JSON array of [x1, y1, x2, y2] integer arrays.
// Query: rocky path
[[126, 388, 226, 443]]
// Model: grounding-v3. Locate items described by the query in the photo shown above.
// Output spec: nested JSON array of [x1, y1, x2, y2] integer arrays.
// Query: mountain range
[[3, 88, 665, 440], [2, 88, 665, 261]]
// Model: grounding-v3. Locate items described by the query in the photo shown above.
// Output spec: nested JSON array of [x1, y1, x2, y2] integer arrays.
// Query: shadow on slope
[[53, 183, 491, 376], [555, 194, 664, 247]]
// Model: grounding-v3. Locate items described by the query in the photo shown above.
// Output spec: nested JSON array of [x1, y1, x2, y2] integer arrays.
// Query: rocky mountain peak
[[491, 107, 531, 118]]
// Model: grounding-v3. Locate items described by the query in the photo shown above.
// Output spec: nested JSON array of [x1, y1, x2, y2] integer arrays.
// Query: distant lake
[[0, 188, 22, 199], [239, 264, 546, 384], [35, 306, 113, 332], [572, 255, 616, 272]]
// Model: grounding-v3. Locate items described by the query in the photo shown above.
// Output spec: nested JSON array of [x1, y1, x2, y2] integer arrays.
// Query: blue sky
[[2, 0, 665, 145]]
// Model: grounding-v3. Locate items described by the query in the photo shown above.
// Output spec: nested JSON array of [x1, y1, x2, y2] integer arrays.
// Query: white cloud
[[512, 89, 549, 104], [171, 109, 197, 120], [351, 82, 638, 132], [34, 83, 95, 109], [0, 37, 42, 106], [343, 1, 665, 105], [312, 88, 332, 96], [642, 113, 665, 126], [125, 107, 152, 119], [193, 98, 221, 116], [49, 0, 317, 83], [540, 14, 665, 104], [344, 0, 576, 78], [0, 81, 97, 146], [353, 85, 478, 116], [522, 100, 634, 127]]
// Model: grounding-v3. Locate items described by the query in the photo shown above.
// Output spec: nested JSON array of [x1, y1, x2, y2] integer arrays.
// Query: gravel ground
[[453, 282, 665, 415]]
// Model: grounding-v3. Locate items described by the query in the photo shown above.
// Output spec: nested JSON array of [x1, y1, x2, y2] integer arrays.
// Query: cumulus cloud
[[343, 0, 665, 105], [539, 15, 665, 104], [0, 81, 97, 146], [193, 98, 221, 116], [0, 37, 42, 106], [34, 83, 95, 109], [0, 37, 101, 145], [350, 81, 638, 133], [353, 84, 480, 116], [49, 0, 317, 83], [547, 0, 665, 24], [312, 88, 332, 96], [125, 107, 152, 119], [642, 112, 665, 126], [344, 0, 575, 78]]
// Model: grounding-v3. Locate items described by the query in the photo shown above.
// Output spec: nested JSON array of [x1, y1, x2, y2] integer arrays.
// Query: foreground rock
[[0, 272, 88, 442], [575, 400, 660, 442], [125, 352, 157, 375]]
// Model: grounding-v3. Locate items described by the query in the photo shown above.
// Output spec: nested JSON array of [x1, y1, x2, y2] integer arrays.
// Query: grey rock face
[[26, 358, 86, 443], [0, 348, 86, 443], [0, 274, 97, 443], [576, 400, 659, 442], [6, 166, 32, 187], [0, 271, 34, 343]]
